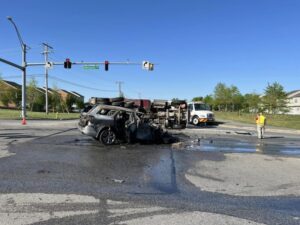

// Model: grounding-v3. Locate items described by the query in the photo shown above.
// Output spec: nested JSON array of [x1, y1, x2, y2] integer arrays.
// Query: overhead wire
[[48, 75, 117, 93]]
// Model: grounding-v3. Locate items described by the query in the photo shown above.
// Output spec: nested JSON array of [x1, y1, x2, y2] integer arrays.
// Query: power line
[[1, 74, 44, 79], [48, 75, 118, 93]]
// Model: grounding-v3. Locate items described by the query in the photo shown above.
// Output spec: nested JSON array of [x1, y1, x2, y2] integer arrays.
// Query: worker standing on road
[[256, 113, 266, 139]]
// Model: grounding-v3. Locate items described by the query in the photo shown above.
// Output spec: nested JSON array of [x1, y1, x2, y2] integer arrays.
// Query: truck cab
[[188, 102, 215, 125]]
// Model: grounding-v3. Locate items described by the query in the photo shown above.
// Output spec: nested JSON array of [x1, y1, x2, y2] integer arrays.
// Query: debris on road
[[171, 142, 185, 150], [112, 179, 125, 184], [235, 131, 252, 135], [37, 169, 50, 174]]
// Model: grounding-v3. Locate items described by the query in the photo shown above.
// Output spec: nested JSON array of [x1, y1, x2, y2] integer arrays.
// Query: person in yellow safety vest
[[256, 112, 266, 139]]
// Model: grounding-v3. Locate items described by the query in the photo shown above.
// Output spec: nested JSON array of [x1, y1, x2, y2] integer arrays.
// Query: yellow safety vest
[[257, 115, 266, 125]]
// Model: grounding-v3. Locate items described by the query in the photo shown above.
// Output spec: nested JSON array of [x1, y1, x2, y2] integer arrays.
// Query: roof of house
[[58, 89, 73, 95], [70, 91, 83, 98], [41, 87, 57, 94], [35, 87, 46, 94], [0, 80, 21, 89], [292, 93, 300, 98], [287, 90, 300, 98]]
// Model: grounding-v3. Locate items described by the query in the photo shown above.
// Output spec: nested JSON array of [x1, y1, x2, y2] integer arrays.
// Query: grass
[[0, 109, 80, 120], [214, 111, 300, 130]]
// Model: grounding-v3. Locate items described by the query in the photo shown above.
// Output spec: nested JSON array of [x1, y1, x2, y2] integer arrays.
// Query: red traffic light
[[64, 58, 72, 69], [104, 60, 109, 71]]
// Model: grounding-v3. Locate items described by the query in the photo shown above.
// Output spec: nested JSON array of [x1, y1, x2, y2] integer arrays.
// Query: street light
[[7, 16, 27, 119]]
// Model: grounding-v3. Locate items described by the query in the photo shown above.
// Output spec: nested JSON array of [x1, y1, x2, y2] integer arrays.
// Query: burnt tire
[[111, 101, 125, 107], [171, 100, 186, 106], [192, 116, 199, 126], [152, 100, 168, 107], [97, 98, 110, 104], [110, 97, 124, 102], [124, 101, 135, 108], [99, 128, 117, 145]]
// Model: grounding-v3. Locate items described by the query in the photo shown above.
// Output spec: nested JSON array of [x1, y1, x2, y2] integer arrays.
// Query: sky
[[1, 0, 300, 101]]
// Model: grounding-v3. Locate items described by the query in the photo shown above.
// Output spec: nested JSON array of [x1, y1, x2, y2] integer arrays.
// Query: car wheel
[[99, 128, 117, 145], [192, 116, 199, 126]]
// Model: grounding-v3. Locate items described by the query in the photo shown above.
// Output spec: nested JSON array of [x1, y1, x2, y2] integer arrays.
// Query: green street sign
[[83, 65, 99, 70]]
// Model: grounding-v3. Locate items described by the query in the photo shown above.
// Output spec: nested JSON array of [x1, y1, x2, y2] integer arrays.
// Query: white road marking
[[0, 193, 99, 225], [112, 211, 266, 225]]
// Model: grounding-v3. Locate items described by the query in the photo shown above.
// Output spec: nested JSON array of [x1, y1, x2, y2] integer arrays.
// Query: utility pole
[[42, 43, 53, 114], [116, 81, 124, 97]]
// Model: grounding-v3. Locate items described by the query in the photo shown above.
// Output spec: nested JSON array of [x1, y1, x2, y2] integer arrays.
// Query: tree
[[75, 98, 84, 110], [65, 94, 77, 112], [203, 95, 214, 108], [192, 96, 203, 102], [27, 78, 40, 111], [262, 82, 288, 114], [50, 85, 62, 113], [214, 83, 230, 111], [229, 85, 243, 111], [244, 93, 261, 113]]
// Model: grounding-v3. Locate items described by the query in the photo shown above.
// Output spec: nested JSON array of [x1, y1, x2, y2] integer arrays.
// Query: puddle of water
[[186, 145, 255, 153], [279, 149, 300, 155], [185, 143, 300, 156]]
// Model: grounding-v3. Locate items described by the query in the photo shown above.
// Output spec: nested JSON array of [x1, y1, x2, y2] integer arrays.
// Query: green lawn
[[0, 109, 80, 120], [215, 111, 300, 130]]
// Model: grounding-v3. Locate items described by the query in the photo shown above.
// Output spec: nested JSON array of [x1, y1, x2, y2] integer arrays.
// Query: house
[[70, 91, 84, 103], [0, 80, 21, 108], [287, 90, 300, 115], [57, 89, 84, 111]]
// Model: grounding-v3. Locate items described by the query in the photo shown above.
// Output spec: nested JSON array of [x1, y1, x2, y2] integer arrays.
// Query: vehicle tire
[[110, 97, 124, 103], [124, 101, 135, 108], [96, 98, 110, 104], [111, 101, 125, 107], [99, 128, 117, 145], [171, 100, 186, 106], [152, 100, 168, 107], [192, 116, 199, 126]]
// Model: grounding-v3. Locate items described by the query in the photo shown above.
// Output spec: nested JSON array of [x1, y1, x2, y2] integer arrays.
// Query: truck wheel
[[192, 116, 199, 126], [99, 128, 117, 145]]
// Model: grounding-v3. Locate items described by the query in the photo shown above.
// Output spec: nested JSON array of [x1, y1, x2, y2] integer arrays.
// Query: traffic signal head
[[149, 63, 154, 71], [104, 60, 109, 71], [64, 58, 72, 69], [142, 61, 154, 71]]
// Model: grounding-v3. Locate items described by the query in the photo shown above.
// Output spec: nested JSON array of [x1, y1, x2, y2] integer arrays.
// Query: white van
[[187, 102, 215, 125]]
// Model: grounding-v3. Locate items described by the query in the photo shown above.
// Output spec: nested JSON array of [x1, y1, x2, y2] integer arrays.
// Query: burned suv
[[78, 105, 165, 145]]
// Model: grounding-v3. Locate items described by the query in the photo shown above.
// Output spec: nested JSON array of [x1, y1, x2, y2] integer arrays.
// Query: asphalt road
[[0, 120, 299, 225]]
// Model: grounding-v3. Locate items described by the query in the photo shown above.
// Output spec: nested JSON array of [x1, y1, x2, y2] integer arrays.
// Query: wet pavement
[[0, 120, 299, 224]]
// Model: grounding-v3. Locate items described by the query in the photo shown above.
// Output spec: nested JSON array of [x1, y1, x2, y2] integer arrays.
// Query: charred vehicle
[[78, 105, 167, 145], [86, 97, 187, 130]]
